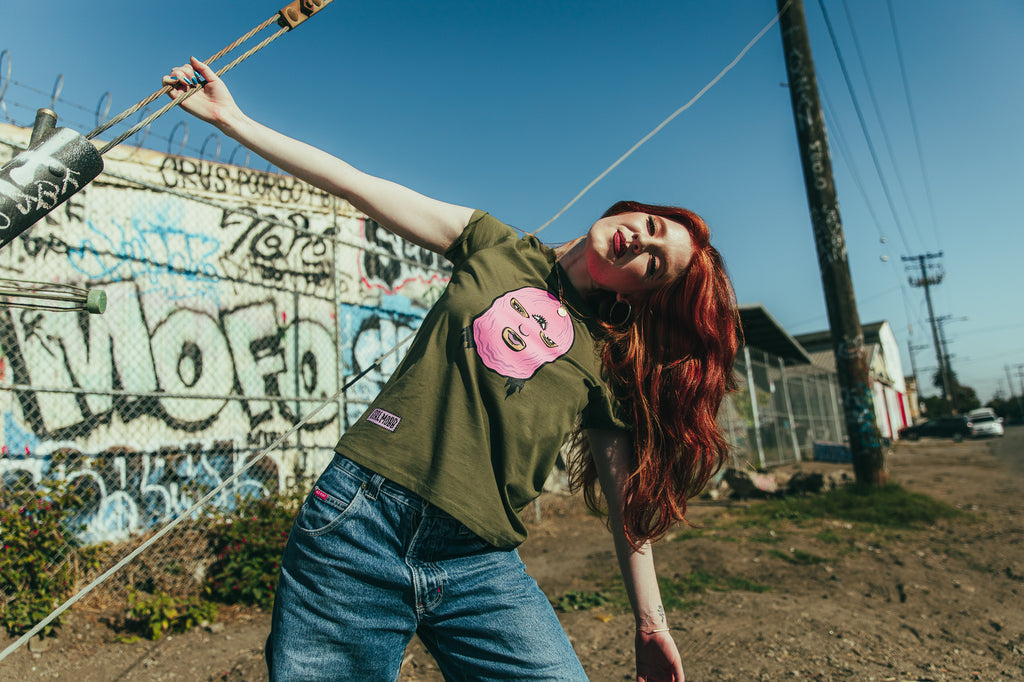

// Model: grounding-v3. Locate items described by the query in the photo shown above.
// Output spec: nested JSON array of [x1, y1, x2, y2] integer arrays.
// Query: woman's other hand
[[636, 629, 685, 681], [162, 56, 238, 128]]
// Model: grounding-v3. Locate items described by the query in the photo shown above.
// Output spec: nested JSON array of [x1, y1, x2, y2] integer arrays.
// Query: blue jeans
[[266, 454, 589, 681]]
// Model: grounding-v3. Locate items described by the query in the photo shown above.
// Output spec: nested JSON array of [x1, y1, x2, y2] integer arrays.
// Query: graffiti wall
[[0, 123, 449, 542]]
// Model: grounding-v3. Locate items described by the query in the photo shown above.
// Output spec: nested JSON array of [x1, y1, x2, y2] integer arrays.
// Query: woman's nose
[[631, 234, 643, 252]]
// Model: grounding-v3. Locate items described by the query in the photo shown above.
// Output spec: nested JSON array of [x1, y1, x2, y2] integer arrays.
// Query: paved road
[[991, 423, 1024, 474]]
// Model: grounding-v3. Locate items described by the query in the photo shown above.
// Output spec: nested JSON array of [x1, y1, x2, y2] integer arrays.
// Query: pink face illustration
[[471, 287, 575, 381]]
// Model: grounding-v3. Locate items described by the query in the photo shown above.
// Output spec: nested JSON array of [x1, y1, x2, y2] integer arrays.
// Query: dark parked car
[[899, 416, 969, 442]]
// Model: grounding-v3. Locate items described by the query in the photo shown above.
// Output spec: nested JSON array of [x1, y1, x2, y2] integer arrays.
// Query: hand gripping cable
[[0, 0, 333, 253]]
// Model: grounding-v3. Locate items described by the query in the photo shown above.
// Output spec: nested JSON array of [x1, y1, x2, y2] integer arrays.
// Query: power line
[[819, 86, 919, 337], [885, 0, 943, 254], [814, 0, 913, 254], [836, 0, 923, 246], [530, 2, 791, 235], [0, 3, 790, 652]]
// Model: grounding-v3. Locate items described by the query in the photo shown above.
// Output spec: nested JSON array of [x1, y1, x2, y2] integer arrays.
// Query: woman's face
[[585, 211, 696, 299]]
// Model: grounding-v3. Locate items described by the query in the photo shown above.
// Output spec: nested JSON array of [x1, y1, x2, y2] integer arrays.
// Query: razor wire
[[94, 29, 287, 155], [87, 14, 281, 144], [0, 67, 240, 165], [1, 1, 790, 662], [91, 1, 336, 155], [4, 135, 452, 277]]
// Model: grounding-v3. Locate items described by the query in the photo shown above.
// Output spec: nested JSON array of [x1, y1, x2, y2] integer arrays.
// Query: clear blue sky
[[3, 0, 1023, 403]]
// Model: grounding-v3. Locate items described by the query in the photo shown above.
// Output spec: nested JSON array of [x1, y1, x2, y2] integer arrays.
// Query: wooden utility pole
[[907, 340, 928, 415], [777, 0, 885, 485], [903, 252, 952, 406]]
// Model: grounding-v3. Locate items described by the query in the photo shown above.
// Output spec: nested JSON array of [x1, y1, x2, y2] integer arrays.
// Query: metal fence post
[[744, 346, 766, 469], [779, 357, 801, 462], [828, 374, 845, 442], [815, 371, 830, 441], [799, 371, 815, 442], [331, 194, 346, 474]]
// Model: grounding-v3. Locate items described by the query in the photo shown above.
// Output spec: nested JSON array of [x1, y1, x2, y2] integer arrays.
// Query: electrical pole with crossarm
[[902, 252, 952, 407], [777, 0, 885, 485], [908, 340, 928, 417]]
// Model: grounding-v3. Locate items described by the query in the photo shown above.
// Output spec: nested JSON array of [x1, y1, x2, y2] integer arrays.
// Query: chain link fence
[[1, 115, 848, 629], [721, 346, 847, 471], [0, 121, 448, 610]]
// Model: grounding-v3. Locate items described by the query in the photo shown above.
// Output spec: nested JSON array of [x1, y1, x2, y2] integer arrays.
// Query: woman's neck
[[554, 237, 597, 295]]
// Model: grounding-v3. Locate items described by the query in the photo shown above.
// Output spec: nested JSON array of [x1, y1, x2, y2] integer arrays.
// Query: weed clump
[[739, 483, 964, 529]]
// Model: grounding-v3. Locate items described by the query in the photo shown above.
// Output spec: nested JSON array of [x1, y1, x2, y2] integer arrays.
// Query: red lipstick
[[613, 231, 626, 258]]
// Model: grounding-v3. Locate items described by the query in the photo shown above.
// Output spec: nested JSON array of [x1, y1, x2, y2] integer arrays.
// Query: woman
[[165, 57, 739, 682]]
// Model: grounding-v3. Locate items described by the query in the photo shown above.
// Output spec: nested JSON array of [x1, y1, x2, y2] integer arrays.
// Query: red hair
[[568, 201, 741, 546]]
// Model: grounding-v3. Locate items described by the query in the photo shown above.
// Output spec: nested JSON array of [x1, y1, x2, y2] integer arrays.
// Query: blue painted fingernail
[[169, 76, 178, 81]]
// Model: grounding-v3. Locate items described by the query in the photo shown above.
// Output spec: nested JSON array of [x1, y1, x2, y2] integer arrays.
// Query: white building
[[794, 321, 911, 440]]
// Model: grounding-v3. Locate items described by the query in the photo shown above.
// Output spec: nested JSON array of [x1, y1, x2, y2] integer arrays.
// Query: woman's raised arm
[[587, 428, 686, 682], [164, 57, 474, 255]]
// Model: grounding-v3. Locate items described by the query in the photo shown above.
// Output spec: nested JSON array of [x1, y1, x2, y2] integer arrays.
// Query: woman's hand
[[587, 429, 687, 681], [636, 629, 685, 681], [158, 56, 473, 253], [162, 57, 238, 128]]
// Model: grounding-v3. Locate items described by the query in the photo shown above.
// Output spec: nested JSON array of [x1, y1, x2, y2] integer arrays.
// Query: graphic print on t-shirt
[[464, 287, 575, 396]]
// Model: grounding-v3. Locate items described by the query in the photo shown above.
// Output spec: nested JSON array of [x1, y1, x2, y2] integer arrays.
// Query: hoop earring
[[608, 299, 633, 326]]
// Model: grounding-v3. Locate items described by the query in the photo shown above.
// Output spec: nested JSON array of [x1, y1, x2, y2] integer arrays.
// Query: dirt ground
[[3, 427, 1022, 681]]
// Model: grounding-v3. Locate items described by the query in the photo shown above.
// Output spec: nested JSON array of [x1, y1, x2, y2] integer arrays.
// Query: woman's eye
[[647, 216, 656, 236], [648, 256, 658, 277]]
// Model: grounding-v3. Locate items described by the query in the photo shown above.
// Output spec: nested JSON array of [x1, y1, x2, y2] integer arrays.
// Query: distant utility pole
[[908, 340, 928, 415], [1005, 365, 1024, 417], [935, 315, 967, 414], [902, 253, 951, 404], [778, 0, 885, 486], [1016, 365, 1024, 416]]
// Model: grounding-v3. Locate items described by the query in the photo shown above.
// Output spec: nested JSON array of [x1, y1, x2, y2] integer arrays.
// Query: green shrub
[[658, 570, 771, 610], [125, 590, 218, 640], [205, 491, 302, 609], [552, 570, 771, 615], [554, 590, 615, 612], [739, 483, 965, 529], [0, 479, 101, 636]]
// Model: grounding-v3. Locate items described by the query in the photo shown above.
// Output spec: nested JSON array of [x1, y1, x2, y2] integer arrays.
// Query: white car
[[965, 412, 1005, 438]]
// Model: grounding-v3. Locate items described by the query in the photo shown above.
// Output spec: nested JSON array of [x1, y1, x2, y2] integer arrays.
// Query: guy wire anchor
[[0, 277, 106, 314]]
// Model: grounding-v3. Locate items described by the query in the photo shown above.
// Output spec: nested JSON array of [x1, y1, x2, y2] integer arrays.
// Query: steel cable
[[96, 25, 290, 155], [86, 13, 280, 143], [530, 1, 791, 235], [0, 0, 783, 661], [0, 329, 415, 664]]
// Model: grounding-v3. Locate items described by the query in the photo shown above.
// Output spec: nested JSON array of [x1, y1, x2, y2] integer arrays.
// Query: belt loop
[[363, 473, 385, 501]]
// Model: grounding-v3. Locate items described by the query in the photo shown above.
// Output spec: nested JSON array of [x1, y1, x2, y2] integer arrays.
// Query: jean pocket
[[294, 467, 363, 536]]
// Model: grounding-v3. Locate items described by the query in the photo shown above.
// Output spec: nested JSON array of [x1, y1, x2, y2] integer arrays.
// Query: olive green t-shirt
[[336, 211, 627, 548]]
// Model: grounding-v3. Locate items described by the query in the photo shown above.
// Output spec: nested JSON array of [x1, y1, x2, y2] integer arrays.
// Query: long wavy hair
[[567, 200, 742, 547]]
